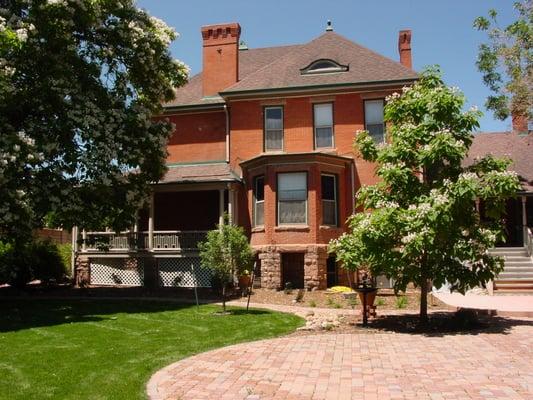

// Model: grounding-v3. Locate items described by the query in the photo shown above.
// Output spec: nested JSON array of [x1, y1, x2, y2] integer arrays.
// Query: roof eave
[[162, 102, 226, 114], [220, 78, 418, 99]]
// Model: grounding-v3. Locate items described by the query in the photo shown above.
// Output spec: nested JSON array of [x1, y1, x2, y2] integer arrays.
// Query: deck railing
[[83, 230, 208, 252]]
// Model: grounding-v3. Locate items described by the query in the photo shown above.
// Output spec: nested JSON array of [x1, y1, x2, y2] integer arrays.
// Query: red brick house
[[75, 22, 418, 290]]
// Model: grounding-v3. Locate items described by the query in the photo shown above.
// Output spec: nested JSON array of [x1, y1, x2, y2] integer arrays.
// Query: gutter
[[351, 162, 356, 215], [220, 78, 418, 99]]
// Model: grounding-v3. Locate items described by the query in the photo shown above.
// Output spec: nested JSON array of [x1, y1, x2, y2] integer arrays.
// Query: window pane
[[255, 201, 264, 226], [367, 124, 384, 143], [278, 172, 306, 192], [254, 177, 264, 201], [323, 200, 337, 225], [315, 127, 333, 148], [321, 175, 335, 201], [314, 104, 333, 126], [365, 100, 384, 125], [265, 129, 283, 150], [279, 201, 306, 224], [265, 107, 282, 129]]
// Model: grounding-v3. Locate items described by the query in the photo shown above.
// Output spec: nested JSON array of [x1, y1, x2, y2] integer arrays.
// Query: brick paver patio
[[147, 318, 533, 400]]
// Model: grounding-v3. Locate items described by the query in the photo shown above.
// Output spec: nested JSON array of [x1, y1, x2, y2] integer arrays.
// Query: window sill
[[251, 226, 265, 233], [319, 225, 342, 231], [275, 225, 310, 232]]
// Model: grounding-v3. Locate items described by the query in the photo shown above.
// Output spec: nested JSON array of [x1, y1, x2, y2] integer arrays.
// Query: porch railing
[[83, 230, 208, 252], [526, 227, 533, 258]]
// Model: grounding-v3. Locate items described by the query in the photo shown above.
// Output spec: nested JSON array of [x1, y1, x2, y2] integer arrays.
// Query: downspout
[[350, 162, 356, 215], [224, 104, 229, 163]]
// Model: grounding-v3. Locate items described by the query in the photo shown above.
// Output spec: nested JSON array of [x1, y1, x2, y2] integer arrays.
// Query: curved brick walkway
[[147, 320, 533, 400]]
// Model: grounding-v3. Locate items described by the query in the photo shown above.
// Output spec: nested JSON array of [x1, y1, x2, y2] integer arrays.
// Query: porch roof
[[158, 162, 240, 184], [464, 132, 533, 192]]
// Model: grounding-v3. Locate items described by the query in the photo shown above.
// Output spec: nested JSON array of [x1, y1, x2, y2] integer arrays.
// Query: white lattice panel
[[158, 257, 211, 287], [90, 258, 144, 286]]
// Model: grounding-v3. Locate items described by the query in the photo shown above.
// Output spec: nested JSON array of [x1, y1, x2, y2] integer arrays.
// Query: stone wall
[[255, 244, 328, 290]]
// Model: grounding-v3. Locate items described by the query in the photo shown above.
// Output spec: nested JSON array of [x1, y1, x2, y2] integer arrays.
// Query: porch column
[[148, 192, 154, 251], [219, 188, 225, 228], [227, 185, 234, 224], [71, 226, 78, 277], [475, 197, 480, 213], [81, 229, 87, 252], [522, 196, 527, 246]]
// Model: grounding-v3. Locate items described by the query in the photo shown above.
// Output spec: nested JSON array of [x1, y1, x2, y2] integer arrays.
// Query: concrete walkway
[[147, 322, 533, 400], [433, 292, 533, 317]]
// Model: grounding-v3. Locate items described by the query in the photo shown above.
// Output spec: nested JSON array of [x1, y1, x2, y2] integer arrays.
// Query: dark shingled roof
[[166, 31, 417, 108], [464, 132, 533, 192], [159, 163, 240, 184]]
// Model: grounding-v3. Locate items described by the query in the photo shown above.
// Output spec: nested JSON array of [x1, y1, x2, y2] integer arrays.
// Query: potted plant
[[238, 269, 251, 290]]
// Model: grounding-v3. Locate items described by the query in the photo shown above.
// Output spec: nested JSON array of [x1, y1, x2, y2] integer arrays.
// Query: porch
[[74, 163, 242, 288]]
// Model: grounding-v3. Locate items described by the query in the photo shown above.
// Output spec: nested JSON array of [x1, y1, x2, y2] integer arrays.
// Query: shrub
[[0, 239, 69, 287], [395, 296, 408, 309]]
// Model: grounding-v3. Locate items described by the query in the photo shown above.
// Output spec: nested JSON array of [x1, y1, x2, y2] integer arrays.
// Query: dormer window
[[300, 59, 348, 75]]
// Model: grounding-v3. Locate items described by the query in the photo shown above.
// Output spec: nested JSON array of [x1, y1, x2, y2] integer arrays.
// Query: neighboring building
[[75, 22, 419, 290], [464, 119, 533, 291]]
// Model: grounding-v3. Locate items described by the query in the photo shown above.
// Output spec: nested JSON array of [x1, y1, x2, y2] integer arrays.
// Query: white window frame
[[253, 176, 265, 227], [277, 172, 308, 226], [314, 103, 334, 149], [321, 174, 338, 226], [264, 106, 284, 152], [364, 99, 385, 143]]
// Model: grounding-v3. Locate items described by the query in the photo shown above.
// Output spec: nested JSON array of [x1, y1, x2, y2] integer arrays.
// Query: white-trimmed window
[[253, 176, 264, 227], [364, 99, 385, 143], [277, 172, 307, 225], [321, 174, 337, 226], [264, 106, 283, 151], [314, 103, 334, 148]]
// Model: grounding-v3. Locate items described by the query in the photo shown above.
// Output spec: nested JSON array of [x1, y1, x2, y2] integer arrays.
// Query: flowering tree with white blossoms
[[0, 0, 188, 244], [330, 67, 520, 324]]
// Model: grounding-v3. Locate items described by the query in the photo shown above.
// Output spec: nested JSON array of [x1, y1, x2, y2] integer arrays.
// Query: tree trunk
[[419, 276, 429, 326], [222, 282, 226, 313]]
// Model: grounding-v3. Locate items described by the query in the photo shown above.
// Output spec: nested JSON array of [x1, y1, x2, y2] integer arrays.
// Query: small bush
[[308, 300, 317, 307], [346, 295, 358, 308], [395, 296, 408, 309], [376, 297, 385, 306], [0, 239, 69, 287]]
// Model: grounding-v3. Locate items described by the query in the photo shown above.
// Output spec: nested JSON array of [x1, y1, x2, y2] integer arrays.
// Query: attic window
[[300, 59, 348, 75]]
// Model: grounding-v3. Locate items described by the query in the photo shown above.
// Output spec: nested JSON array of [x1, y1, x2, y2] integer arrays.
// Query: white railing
[[144, 230, 208, 251], [526, 227, 533, 258], [82, 230, 208, 252]]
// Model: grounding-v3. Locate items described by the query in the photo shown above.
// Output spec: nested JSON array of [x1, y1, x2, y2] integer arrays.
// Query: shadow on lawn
[[0, 296, 270, 333], [365, 310, 533, 337]]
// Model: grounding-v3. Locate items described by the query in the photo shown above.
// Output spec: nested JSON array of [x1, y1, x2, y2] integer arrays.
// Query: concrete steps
[[491, 247, 533, 291]]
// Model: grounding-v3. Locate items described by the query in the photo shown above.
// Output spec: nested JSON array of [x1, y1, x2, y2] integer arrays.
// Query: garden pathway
[[147, 317, 533, 400]]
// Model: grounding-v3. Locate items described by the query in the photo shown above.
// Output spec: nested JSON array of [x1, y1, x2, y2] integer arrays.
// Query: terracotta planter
[[357, 289, 377, 307], [238, 275, 251, 289]]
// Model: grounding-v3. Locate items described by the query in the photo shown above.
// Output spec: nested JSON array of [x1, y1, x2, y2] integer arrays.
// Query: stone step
[[504, 261, 533, 267], [501, 256, 533, 262], [494, 281, 533, 290], [503, 267, 533, 273], [498, 272, 533, 279]]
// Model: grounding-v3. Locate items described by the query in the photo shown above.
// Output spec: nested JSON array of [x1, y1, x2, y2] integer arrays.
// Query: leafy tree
[[329, 67, 520, 324], [473, 1, 532, 122], [0, 0, 188, 244], [198, 220, 253, 313]]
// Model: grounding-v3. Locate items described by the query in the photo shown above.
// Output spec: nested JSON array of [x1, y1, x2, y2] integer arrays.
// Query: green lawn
[[0, 299, 303, 400]]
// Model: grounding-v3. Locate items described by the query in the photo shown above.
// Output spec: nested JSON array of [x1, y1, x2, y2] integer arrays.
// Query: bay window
[[321, 174, 338, 226]]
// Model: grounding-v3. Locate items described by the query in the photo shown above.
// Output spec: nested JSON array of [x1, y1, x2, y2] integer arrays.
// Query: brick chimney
[[201, 23, 241, 97], [398, 30, 412, 69], [512, 112, 529, 134]]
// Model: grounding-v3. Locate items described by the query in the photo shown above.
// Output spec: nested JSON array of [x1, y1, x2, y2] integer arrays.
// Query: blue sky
[[137, 0, 518, 132]]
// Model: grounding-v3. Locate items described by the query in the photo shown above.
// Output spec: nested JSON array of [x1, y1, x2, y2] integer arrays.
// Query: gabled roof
[[222, 32, 417, 95], [464, 132, 533, 192], [166, 31, 417, 108]]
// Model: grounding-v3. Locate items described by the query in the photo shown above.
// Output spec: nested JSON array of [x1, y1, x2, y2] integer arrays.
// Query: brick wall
[[166, 111, 226, 163]]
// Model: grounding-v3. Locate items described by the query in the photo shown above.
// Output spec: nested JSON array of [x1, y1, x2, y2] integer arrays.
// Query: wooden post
[[81, 229, 87, 252], [148, 192, 154, 251]]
